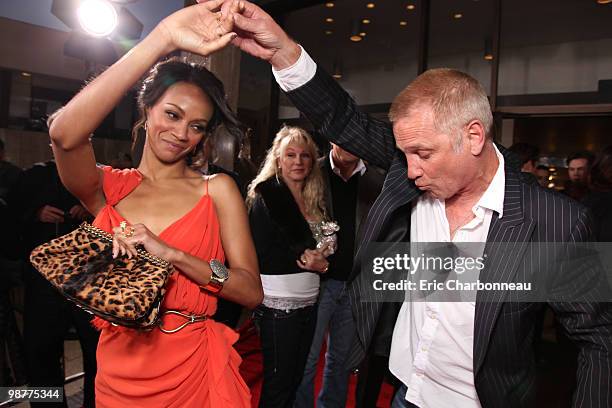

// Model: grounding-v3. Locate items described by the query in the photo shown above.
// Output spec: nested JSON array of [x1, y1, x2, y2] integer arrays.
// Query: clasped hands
[[297, 243, 333, 274], [159, 0, 296, 68]]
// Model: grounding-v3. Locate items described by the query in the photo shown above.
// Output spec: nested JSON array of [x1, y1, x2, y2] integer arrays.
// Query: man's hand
[[69, 205, 91, 221], [199, 0, 301, 69], [154, 0, 237, 57], [36, 205, 64, 223]]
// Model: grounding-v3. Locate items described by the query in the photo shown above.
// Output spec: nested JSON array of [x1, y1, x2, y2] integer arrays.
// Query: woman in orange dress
[[47, 1, 262, 406]]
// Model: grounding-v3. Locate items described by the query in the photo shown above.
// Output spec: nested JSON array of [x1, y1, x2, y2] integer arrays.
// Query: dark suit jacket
[[286, 67, 612, 407]]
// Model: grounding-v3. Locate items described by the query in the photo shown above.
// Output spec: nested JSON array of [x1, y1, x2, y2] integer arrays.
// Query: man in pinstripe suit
[[219, 1, 612, 406]]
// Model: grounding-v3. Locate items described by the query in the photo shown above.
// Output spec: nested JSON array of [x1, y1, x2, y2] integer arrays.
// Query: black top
[[326, 166, 359, 281], [249, 178, 317, 276], [17, 161, 82, 254], [583, 191, 612, 242], [203, 162, 245, 198]]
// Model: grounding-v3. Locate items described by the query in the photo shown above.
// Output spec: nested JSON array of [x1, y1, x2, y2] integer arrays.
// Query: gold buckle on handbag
[[158, 310, 208, 334]]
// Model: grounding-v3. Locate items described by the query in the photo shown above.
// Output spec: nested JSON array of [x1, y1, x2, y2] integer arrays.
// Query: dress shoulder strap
[[100, 166, 142, 206]]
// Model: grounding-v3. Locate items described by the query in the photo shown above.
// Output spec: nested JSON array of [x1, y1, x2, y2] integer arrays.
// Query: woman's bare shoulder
[[206, 173, 242, 205]]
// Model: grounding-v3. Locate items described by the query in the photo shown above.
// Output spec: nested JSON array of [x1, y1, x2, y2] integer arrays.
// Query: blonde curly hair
[[247, 125, 327, 221]]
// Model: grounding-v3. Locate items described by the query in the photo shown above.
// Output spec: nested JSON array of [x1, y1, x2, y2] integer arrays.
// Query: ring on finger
[[124, 226, 135, 238]]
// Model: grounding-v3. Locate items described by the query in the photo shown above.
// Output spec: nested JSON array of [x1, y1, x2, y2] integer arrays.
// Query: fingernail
[[230, 32, 237, 39]]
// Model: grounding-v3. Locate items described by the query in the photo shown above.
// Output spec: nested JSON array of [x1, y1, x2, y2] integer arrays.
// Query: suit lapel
[[474, 169, 536, 375], [350, 152, 420, 281], [349, 153, 420, 353]]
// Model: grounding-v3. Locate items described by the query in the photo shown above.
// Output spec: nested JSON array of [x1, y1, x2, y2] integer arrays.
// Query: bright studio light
[[77, 0, 118, 37]]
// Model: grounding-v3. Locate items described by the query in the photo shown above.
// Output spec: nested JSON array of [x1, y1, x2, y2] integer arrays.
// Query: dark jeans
[[24, 270, 99, 408], [295, 279, 355, 408], [391, 384, 419, 408], [254, 304, 317, 408]]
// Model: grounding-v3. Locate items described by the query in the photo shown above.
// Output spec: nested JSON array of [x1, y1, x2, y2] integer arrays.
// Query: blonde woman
[[248, 125, 335, 407]]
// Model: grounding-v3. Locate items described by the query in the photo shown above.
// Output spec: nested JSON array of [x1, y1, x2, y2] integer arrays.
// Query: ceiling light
[[453, 13, 463, 19], [399, 20, 408, 26], [483, 38, 493, 60], [362, 18, 371, 24], [77, 0, 118, 37], [332, 62, 343, 79], [597, 0, 612, 3], [366, 3, 375, 8], [350, 19, 364, 42], [359, 32, 367, 37], [325, 2, 335, 7], [406, 4, 416, 10], [325, 30, 333, 35], [21, 72, 31, 77], [325, 17, 334, 23]]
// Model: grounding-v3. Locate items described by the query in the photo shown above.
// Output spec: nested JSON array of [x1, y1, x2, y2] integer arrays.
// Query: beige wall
[[0, 17, 90, 81], [0, 129, 132, 169]]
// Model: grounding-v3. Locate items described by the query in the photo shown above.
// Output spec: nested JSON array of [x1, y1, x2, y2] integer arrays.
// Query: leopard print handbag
[[30, 222, 174, 330]]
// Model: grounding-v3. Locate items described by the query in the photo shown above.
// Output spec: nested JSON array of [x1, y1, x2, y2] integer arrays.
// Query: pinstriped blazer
[[286, 68, 612, 407]]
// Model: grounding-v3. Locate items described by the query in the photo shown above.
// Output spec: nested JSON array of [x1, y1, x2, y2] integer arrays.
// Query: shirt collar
[[329, 150, 366, 181], [474, 144, 505, 219]]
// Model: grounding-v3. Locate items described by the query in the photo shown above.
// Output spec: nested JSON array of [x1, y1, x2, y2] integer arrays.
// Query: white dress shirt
[[272, 47, 506, 407], [329, 150, 366, 181], [390, 147, 505, 408]]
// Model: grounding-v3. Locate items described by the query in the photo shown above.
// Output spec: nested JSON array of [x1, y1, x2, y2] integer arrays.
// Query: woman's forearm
[[168, 248, 263, 310], [49, 28, 172, 150]]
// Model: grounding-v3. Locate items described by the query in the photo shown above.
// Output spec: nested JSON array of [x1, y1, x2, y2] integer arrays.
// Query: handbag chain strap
[[79, 222, 172, 269]]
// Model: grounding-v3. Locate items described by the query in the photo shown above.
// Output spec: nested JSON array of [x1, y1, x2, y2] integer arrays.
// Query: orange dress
[[91, 166, 251, 408]]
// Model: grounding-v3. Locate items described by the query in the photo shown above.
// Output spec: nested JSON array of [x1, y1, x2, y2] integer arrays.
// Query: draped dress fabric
[[91, 166, 250, 408]]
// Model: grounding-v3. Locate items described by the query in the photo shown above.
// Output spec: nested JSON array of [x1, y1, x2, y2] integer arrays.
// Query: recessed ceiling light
[[359, 32, 367, 37], [366, 3, 375, 9], [399, 20, 408, 26], [325, 2, 335, 7], [21, 72, 31, 77], [350, 34, 363, 42], [453, 13, 463, 19], [325, 30, 333, 35], [406, 4, 416, 10], [325, 17, 334, 23], [362, 18, 371, 24]]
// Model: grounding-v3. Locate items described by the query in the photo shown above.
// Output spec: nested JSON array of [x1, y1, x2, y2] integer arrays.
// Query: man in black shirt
[[295, 143, 384, 407], [17, 160, 99, 408]]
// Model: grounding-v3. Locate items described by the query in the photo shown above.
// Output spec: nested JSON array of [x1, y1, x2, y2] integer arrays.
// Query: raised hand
[[198, 0, 301, 69], [156, 0, 237, 56]]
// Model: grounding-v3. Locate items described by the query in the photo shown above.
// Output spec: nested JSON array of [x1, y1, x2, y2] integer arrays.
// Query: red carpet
[[236, 319, 394, 407]]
